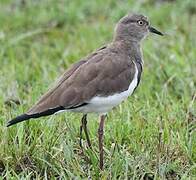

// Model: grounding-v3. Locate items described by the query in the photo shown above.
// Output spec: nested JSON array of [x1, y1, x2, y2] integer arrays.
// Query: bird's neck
[[113, 39, 143, 65], [123, 39, 140, 51]]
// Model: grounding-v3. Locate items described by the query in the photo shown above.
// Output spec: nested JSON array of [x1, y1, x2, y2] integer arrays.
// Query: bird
[[7, 13, 163, 170]]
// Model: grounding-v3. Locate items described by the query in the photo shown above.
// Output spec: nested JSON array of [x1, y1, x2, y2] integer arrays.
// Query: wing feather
[[27, 44, 136, 115]]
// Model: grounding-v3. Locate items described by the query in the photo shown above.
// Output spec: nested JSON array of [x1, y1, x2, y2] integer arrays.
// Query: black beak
[[149, 26, 163, 36]]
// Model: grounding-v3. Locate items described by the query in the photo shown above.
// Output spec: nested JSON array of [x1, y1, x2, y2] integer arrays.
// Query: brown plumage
[[27, 42, 136, 115], [7, 13, 163, 170]]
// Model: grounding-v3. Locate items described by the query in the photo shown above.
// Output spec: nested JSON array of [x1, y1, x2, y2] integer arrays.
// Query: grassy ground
[[0, 0, 195, 179]]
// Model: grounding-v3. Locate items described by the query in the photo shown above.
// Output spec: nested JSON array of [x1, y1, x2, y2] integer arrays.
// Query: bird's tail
[[7, 106, 65, 127], [7, 114, 32, 127]]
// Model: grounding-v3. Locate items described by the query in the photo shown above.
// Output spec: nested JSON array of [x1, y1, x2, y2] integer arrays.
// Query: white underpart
[[71, 62, 138, 115]]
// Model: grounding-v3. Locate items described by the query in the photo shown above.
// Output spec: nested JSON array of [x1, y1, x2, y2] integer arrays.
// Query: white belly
[[71, 63, 138, 114]]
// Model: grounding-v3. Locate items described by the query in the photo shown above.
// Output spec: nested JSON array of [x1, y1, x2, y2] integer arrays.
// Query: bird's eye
[[137, 20, 144, 26]]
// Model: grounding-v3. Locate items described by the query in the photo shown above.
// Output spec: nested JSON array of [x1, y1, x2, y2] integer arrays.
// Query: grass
[[0, 0, 195, 179]]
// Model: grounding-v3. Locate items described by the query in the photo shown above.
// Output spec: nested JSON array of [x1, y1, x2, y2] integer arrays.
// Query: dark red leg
[[82, 115, 92, 148], [79, 116, 83, 148], [98, 115, 106, 170], [79, 114, 91, 148]]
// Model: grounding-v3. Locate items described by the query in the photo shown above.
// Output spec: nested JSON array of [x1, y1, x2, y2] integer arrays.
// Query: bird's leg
[[79, 114, 86, 148], [79, 114, 91, 148], [82, 114, 92, 148], [98, 114, 106, 170], [79, 120, 83, 148]]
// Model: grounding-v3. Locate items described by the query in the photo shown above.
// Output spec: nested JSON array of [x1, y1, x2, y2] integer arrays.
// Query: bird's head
[[114, 13, 163, 42]]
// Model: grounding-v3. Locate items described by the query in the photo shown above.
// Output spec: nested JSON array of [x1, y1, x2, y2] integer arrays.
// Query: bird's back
[[27, 41, 137, 115]]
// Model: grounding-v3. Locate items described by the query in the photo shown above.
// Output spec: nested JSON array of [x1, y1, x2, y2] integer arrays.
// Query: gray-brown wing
[[27, 60, 87, 114], [27, 48, 135, 115], [58, 54, 135, 106]]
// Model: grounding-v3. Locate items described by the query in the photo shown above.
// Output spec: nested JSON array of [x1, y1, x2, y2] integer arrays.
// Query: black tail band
[[7, 106, 65, 127]]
